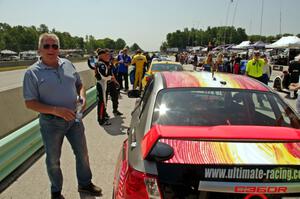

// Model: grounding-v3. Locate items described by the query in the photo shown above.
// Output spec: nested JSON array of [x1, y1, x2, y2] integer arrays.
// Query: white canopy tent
[[266, 36, 300, 48], [0, 49, 17, 55], [231, 41, 251, 49]]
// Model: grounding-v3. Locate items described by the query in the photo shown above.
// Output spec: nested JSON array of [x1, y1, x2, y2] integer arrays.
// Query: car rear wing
[[141, 125, 300, 160]]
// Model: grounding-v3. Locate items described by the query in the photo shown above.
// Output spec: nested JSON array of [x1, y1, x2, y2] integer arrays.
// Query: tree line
[[160, 26, 300, 51], [0, 23, 142, 53]]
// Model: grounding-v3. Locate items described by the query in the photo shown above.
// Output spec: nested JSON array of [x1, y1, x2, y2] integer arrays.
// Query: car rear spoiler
[[141, 125, 300, 160]]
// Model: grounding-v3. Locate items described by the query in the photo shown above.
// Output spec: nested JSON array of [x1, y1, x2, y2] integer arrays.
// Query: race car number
[[234, 186, 287, 193]]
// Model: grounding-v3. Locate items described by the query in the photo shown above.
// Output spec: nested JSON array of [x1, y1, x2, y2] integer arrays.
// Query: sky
[[0, 0, 299, 51]]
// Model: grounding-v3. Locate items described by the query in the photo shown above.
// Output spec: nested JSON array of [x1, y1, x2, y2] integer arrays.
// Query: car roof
[[160, 71, 270, 92], [151, 60, 181, 65]]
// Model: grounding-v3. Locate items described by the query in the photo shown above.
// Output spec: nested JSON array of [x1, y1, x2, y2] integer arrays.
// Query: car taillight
[[144, 178, 161, 199], [124, 166, 161, 199]]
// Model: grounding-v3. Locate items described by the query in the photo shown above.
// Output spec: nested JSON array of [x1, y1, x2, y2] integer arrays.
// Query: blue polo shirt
[[23, 58, 82, 111]]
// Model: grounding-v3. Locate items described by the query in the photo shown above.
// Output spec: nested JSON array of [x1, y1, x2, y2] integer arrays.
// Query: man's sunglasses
[[43, 44, 59, 50]]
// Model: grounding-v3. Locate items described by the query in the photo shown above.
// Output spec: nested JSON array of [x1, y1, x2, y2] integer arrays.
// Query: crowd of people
[[87, 47, 155, 126]]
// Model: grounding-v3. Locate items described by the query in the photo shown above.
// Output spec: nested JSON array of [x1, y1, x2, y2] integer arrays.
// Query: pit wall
[[0, 69, 95, 139]]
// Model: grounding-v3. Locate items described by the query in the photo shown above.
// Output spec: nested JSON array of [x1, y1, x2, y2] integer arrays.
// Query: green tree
[[160, 41, 168, 52], [130, 43, 142, 51], [38, 24, 49, 33], [85, 35, 97, 53], [115, 38, 126, 50]]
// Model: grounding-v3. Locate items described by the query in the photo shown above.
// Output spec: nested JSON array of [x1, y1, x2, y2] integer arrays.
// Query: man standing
[[23, 33, 101, 199], [246, 51, 265, 106], [117, 48, 131, 91], [131, 49, 147, 91], [107, 58, 123, 116], [288, 56, 300, 99], [246, 51, 265, 82], [94, 48, 114, 126]]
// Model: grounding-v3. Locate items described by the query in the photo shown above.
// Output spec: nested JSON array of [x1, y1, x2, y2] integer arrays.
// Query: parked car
[[142, 61, 183, 88], [113, 71, 300, 199], [0, 55, 20, 61]]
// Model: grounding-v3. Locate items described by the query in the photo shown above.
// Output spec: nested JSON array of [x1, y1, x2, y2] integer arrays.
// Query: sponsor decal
[[234, 186, 287, 193], [204, 167, 300, 182]]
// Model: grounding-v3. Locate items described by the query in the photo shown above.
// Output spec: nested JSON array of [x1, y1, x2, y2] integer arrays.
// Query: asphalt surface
[[0, 92, 135, 199], [0, 63, 298, 199]]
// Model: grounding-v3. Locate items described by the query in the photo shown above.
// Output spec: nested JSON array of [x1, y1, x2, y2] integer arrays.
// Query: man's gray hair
[[38, 33, 60, 49]]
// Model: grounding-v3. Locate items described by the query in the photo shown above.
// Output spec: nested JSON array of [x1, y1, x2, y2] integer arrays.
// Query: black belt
[[40, 113, 64, 120]]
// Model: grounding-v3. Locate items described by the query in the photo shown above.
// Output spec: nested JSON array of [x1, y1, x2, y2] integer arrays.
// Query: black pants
[[106, 82, 119, 112], [290, 73, 299, 98], [117, 72, 128, 90], [96, 82, 106, 124]]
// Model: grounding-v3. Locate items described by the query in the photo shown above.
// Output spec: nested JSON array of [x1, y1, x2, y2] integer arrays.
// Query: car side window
[[139, 79, 154, 118], [273, 97, 300, 128]]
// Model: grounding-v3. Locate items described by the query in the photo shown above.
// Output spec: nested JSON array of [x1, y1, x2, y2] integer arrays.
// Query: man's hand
[[53, 107, 76, 121], [80, 96, 87, 111], [289, 83, 299, 91]]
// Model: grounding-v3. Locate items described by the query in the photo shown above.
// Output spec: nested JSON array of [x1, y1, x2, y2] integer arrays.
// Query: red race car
[[113, 71, 300, 199]]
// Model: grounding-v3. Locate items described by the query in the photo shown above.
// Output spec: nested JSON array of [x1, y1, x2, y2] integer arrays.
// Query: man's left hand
[[81, 96, 87, 111]]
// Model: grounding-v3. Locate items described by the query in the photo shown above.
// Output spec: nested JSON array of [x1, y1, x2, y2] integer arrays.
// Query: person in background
[[107, 57, 123, 116], [193, 53, 198, 70], [143, 51, 151, 71], [117, 48, 131, 92], [23, 33, 101, 199], [215, 53, 224, 72], [246, 51, 265, 106], [94, 48, 113, 126], [229, 53, 236, 73], [289, 82, 300, 113], [233, 54, 242, 74], [175, 53, 179, 62], [203, 52, 215, 72], [246, 51, 264, 82], [288, 56, 300, 99], [261, 54, 271, 85], [131, 49, 147, 91]]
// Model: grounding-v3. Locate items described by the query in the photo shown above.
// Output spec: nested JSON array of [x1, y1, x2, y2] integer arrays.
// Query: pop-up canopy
[[231, 41, 251, 49], [0, 49, 17, 55], [266, 36, 300, 48]]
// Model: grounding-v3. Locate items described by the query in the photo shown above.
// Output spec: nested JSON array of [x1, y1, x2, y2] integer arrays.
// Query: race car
[[141, 60, 183, 88], [113, 71, 300, 199]]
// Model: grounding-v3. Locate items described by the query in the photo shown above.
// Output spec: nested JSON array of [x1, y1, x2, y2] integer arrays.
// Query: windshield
[[152, 88, 300, 128], [151, 63, 183, 71]]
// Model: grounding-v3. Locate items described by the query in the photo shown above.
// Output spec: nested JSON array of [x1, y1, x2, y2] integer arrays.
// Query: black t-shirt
[[289, 61, 300, 82], [234, 57, 242, 65]]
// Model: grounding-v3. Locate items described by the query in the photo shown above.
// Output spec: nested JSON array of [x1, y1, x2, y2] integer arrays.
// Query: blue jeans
[[39, 114, 92, 193]]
